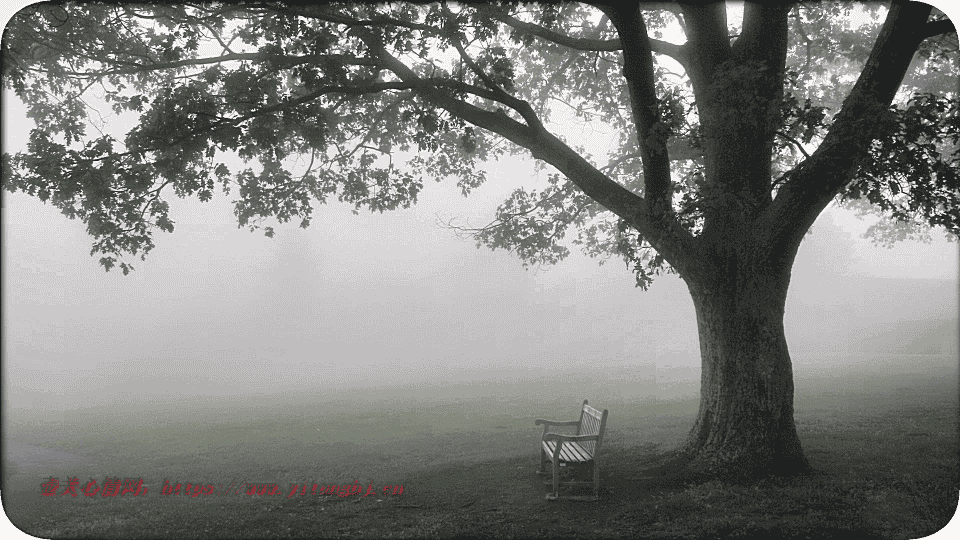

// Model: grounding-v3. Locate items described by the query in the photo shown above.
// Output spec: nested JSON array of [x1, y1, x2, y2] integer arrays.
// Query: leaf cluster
[[842, 93, 960, 243]]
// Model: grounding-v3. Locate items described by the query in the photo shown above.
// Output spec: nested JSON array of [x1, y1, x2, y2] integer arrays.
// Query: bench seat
[[541, 440, 594, 463]]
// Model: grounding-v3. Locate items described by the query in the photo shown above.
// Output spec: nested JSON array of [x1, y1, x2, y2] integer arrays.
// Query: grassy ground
[[3, 358, 957, 539]]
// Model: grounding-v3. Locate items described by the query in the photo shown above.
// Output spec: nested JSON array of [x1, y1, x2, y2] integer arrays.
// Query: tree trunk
[[679, 256, 811, 478]]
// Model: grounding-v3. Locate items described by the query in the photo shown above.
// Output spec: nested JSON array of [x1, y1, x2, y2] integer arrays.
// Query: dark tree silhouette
[[2, 2, 957, 478]]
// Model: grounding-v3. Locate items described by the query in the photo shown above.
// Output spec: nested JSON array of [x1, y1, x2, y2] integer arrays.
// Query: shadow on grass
[[5, 422, 955, 539], [385, 444, 906, 540]]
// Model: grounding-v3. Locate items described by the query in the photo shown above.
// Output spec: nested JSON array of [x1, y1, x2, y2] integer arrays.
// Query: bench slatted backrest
[[576, 400, 608, 456]]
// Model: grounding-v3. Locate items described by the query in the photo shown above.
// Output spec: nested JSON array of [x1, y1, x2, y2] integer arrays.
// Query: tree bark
[[679, 249, 810, 478]]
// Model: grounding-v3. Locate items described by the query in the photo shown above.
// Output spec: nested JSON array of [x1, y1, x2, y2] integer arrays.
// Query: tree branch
[[477, 4, 619, 51], [762, 1, 935, 261], [776, 131, 811, 159], [600, 4, 673, 217], [473, 4, 689, 68], [359, 30, 700, 275], [38, 51, 379, 79], [441, 4, 522, 110], [920, 19, 956, 40], [677, 2, 730, 87], [730, 4, 790, 206], [262, 3, 437, 35]]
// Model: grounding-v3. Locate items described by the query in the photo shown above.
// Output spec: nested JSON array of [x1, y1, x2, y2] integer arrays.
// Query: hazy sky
[[2, 2, 958, 411]]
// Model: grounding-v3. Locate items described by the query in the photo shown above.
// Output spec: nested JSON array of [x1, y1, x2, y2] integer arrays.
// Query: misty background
[[2, 9, 958, 415], [4, 146, 958, 414]]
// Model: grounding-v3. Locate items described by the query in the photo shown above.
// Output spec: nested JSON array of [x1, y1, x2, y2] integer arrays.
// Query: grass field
[[3, 354, 958, 539]]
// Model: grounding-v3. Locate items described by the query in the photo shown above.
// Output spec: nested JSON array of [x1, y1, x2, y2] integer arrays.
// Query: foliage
[[843, 92, 960, 245], [1, 2, 957, 278]]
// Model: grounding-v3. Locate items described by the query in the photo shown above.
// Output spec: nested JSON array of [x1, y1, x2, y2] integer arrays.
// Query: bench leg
[[547, 456, 560, 501]]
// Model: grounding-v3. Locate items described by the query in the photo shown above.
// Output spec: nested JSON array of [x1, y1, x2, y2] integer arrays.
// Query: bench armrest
[[543, 433, 600, 443], [535, 419, 580, 427]]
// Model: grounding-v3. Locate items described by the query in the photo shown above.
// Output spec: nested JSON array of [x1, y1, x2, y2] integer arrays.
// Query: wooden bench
[[535, 399, 608, 501]]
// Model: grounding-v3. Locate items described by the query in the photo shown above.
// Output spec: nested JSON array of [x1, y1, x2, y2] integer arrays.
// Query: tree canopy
[[3, 2, 956, 279]]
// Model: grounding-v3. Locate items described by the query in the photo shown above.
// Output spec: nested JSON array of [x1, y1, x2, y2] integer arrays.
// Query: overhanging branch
[[356, 29, 701, 277], [474, 4, 689, 69], [30, 51, 380, 79]]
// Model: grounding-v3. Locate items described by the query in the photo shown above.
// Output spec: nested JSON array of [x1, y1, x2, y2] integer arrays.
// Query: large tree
[[3, 2, 958, 478]]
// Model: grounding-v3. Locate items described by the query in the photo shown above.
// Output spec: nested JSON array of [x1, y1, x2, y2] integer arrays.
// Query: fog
[[4, 157, 958, 414], [2, 12, 958, 415]]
